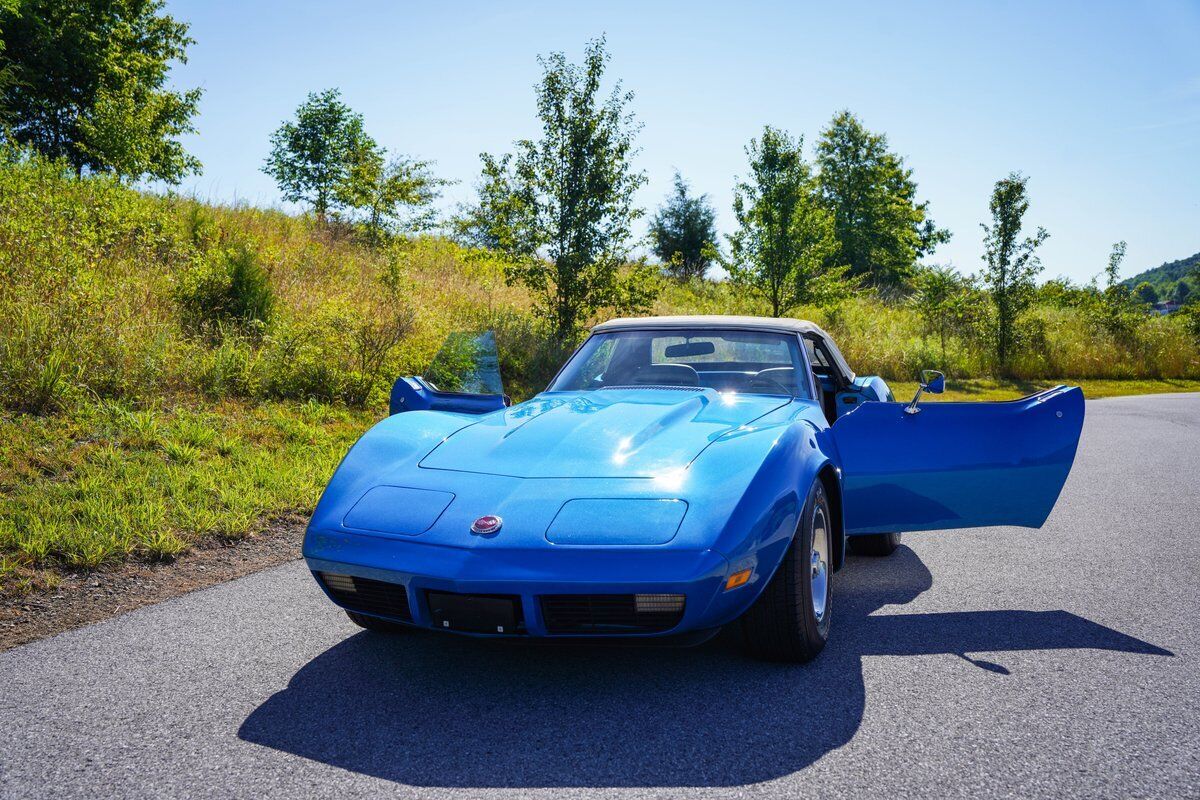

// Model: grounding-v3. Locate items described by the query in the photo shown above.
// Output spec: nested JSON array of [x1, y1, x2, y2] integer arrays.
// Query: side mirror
[[905, 370, 946, 415]]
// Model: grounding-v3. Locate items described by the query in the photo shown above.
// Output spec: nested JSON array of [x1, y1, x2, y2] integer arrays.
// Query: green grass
[[889, 377, 1200, 402], [0, 397, 372, 593]]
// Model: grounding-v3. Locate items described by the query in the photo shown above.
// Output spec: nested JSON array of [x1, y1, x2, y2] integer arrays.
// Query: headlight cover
[[545, 498, 688, 545]]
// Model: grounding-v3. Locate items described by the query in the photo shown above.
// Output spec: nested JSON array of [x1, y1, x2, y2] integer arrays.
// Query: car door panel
[[829, 386, 1084, 533]]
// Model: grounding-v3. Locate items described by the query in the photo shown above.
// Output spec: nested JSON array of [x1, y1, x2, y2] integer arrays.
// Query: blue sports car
[[304, 315, 1084, 662]]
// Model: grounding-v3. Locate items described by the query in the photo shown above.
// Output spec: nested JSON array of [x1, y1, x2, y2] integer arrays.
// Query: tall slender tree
[[0, 0, 201, 182], [469, 37, 655, 338], [815, 111, 949, 288], [980, 172, 1048, 369], [649, 172, 718, 280], [726, 126, 849, 317], [1089, 240, 1144, 341]]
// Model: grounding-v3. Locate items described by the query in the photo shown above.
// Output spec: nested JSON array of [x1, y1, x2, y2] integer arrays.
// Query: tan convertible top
[[591, 315, 855, 383], [594, 315, 823, 335]]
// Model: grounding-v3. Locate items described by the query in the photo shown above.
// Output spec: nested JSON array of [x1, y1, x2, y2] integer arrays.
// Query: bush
[[176, 245, 274, 338]]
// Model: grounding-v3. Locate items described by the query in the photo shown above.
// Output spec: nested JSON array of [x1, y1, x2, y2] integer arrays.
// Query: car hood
[[418, 388, 790, 479]]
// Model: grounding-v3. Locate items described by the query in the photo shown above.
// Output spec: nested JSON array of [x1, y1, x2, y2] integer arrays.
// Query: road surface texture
[[1, 393, 1197, 799]]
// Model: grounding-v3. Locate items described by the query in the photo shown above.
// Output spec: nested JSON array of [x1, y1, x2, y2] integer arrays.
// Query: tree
[[1134, 281, 1159, 305], [0, 0, 201, 182], [468, 37, 654, 338], [1172, 280, 1192, 304], [726, 126, 850, 317], [0, 9, 13, 126], [649, 172, 718, 280], [980, 172, 1048, 369], [815, 111, 949, 288], [912, 265, 973, 364], [336, 141, 448, 241], [1089, 240, 1144, 341], [263, 89, 372, 221]]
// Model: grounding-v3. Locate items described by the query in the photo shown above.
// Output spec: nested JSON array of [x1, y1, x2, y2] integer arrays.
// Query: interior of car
[[551, 329, 814, 398], [803, 334, 847, 424]]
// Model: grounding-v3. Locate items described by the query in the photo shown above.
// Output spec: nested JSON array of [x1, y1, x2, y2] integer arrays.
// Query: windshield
[[549, 329, 812, 398]]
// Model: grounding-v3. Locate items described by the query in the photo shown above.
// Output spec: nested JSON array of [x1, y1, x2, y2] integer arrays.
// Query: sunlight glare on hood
[[653, 466, 689, 491], [612, 436, 634, 466]]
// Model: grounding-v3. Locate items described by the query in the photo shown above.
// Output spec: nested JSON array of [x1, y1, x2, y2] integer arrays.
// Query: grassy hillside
[[1122, 251, 1199, 295], [2, 154, 1199, 592]]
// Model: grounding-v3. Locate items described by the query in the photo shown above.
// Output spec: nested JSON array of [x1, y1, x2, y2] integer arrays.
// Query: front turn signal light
[[724, 569, 752, 591]]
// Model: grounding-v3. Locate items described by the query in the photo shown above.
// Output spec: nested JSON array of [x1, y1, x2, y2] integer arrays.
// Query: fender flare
[[698, 418, 847, 624]]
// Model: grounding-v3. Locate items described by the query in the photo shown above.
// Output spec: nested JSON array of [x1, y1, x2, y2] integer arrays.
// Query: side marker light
[[725, 569, 752, 591]]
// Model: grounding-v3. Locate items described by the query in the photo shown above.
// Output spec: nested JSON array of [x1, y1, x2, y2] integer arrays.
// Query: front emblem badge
[[470, 515, 503, 535]]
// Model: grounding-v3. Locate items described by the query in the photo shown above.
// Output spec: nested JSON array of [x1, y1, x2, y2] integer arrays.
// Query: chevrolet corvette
[[303, 315, 1084, 662]]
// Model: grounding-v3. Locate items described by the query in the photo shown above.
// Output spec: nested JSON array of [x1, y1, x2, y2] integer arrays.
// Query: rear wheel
[[346, 610, 411, 633], [740, 480, 832, 663], [849, 532, 902, 557]]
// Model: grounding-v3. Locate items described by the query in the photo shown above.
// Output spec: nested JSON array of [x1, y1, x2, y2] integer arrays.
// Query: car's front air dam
[[303, 527, 752, 637]]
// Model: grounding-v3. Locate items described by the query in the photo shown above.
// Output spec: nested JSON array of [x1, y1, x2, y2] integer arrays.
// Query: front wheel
[[740, 480, 833, 663]]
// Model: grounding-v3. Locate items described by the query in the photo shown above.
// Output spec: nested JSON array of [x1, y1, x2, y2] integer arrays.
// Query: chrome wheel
[[810, 505, 830, 623]]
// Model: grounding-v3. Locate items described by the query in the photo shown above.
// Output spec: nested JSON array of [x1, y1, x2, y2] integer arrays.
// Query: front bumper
[[304, 527, 744, 637]]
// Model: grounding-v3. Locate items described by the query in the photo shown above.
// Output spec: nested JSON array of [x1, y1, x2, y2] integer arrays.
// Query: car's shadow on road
[[238, 547, 1171, 788]]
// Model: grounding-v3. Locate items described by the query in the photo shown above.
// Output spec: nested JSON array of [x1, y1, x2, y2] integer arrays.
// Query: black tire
[[740, 480, 833, 663], [346, 610, 411, 633], [849, 532, 902, 557]]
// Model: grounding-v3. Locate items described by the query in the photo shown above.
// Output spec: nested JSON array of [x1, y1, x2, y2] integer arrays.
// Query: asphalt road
[[2, 393, 1198, 799]]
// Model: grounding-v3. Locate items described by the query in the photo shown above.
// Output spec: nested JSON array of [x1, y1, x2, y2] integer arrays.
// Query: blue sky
[[163, 0, 1199, 284]]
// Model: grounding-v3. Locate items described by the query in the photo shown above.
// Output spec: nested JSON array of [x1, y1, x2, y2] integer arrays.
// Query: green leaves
[[1084, 241, 1150, 343], [726, 126, 852, 318], [263, 88, 447, 237], [650, 172, 719, 280], [175, 246, 275, 340], [263, 89, 369, 220], [336, 145, 448, 241], [0, 0, 201, 182], [466, 37, 651, 338], [981, 172, 1049, 368], [911, 264, 981, 364], [815, 111, 948, 288], [77, 81, 202, 184]]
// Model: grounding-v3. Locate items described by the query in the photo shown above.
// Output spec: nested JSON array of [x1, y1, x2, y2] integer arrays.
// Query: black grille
[[540, 594, 686, 634], [317, 572, 412, 622]]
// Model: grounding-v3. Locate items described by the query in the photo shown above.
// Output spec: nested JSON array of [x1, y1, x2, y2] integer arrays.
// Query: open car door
[[829, 386, 1084, 533]]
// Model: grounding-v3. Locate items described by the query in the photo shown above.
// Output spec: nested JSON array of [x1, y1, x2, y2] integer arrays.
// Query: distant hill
[[1123, 251, 1200, 293]]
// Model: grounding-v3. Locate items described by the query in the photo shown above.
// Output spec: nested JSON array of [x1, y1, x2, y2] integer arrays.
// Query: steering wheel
[[748, 372, 794, 396]]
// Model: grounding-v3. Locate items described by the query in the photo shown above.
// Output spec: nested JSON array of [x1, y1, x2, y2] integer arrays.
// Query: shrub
[[176, 245, 274, 338]]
